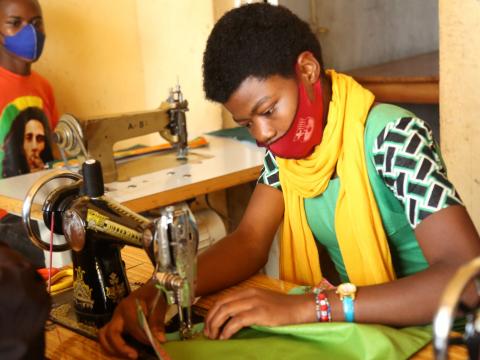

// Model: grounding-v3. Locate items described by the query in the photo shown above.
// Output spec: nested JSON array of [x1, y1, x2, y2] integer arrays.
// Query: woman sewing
[[99, 4, 480, 358]]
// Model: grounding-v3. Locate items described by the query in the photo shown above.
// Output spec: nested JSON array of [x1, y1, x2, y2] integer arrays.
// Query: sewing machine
[[53, 84, 189, 183], [433, 257, 480, 359], [22, 159, 198, 339]]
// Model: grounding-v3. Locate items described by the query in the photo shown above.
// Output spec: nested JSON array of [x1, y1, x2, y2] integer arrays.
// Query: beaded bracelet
[[312, 287, 331, 322]]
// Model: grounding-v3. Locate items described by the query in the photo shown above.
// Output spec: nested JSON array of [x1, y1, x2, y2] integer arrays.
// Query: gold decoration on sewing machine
[[73, 266, 94, 310], [107, 200, 152, 226], [105, 273, 127, 303], [22, 163, 199, 335], [86, 208, 143, 245]]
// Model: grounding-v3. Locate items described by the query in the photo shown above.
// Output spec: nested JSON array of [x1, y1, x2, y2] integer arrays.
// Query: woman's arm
[[99, 184, 285, 358], [197, 183, 285, 296], [332, 204, 480, 325], [204, 116, 480, 338], [204, 205, 480, 340]]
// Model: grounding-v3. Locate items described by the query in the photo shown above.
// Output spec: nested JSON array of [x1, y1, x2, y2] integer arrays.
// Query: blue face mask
[[2, 24, 45, 61]]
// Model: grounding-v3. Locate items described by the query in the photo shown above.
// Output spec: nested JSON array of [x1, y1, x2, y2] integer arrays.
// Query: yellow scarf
[[277, 70, 396, 286]]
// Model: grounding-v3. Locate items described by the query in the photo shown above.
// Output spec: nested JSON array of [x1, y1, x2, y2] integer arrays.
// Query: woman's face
[[224, 75, 298, 145], [23, 118, 45, 171], [0, 0, 43, 38]]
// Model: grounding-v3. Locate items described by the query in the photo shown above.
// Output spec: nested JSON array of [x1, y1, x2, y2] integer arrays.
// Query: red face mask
[[259, 77, 324, 159]]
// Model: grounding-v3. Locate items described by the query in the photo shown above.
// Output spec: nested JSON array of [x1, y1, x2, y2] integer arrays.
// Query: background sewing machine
[[53, 84, 190, 183]]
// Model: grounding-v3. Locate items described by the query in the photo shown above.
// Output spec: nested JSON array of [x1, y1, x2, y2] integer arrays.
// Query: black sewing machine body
[[23, 160, 198, 336], [39, 161, 149, 326]]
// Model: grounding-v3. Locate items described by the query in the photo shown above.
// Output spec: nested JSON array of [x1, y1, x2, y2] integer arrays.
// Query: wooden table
[[0, 135, 264, 218], [45, 246, 467, 360], [347, 51, 439, 104]]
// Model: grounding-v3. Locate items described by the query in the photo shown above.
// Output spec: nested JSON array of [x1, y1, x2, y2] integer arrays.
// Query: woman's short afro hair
[[202, 3, 324, 103]]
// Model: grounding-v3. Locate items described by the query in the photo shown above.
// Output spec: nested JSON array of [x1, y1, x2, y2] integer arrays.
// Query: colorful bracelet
[[342, 296, 355, 322], [312, 287, 331, 322], [336, 283, 357, 323]]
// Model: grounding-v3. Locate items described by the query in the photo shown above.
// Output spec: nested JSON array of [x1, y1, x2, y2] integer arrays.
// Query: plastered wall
[[440, 0, 480, 229], [283, 0, 438, 71], [35, 0, 146, 116], [35, 0, 222, 148], [135, 0, 221, 140]]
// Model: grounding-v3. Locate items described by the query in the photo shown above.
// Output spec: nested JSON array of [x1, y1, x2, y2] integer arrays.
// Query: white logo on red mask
[[293, 116, 315, 143], [265, 77, 324, 159]]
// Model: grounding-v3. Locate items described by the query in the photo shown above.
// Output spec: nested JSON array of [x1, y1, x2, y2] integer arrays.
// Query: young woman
[[99, 4, 480, 358]]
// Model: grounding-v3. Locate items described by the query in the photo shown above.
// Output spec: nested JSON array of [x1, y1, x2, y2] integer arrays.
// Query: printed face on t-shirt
[[23, 118, 45, 171]]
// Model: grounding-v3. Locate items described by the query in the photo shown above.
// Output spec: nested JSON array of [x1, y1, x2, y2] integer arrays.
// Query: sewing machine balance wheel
[[433, 257, 480, 360], [22, 169, 83, 252]]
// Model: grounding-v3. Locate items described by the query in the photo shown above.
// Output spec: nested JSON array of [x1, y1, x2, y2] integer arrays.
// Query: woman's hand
[[98, 282, 166, 359], [204, 287, 315, 340]]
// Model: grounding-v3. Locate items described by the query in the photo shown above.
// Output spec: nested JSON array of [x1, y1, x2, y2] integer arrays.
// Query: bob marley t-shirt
[[0, 66, 58, 179], [0, 66, 58, 219]]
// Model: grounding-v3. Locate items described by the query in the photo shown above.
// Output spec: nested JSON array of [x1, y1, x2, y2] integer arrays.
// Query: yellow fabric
[[277, 70, 396, 286]]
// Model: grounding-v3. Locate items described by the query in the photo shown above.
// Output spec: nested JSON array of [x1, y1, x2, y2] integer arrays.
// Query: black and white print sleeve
[[257, 150, 282, 191], [372, 117, 463, 228]]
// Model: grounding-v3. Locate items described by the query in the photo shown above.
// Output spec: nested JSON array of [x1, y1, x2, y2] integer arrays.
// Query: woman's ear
[[296, 51, 321, 84]]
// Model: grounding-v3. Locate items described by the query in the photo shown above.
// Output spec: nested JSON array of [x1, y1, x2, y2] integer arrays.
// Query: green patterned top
[[258, 104, 462, 281]]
